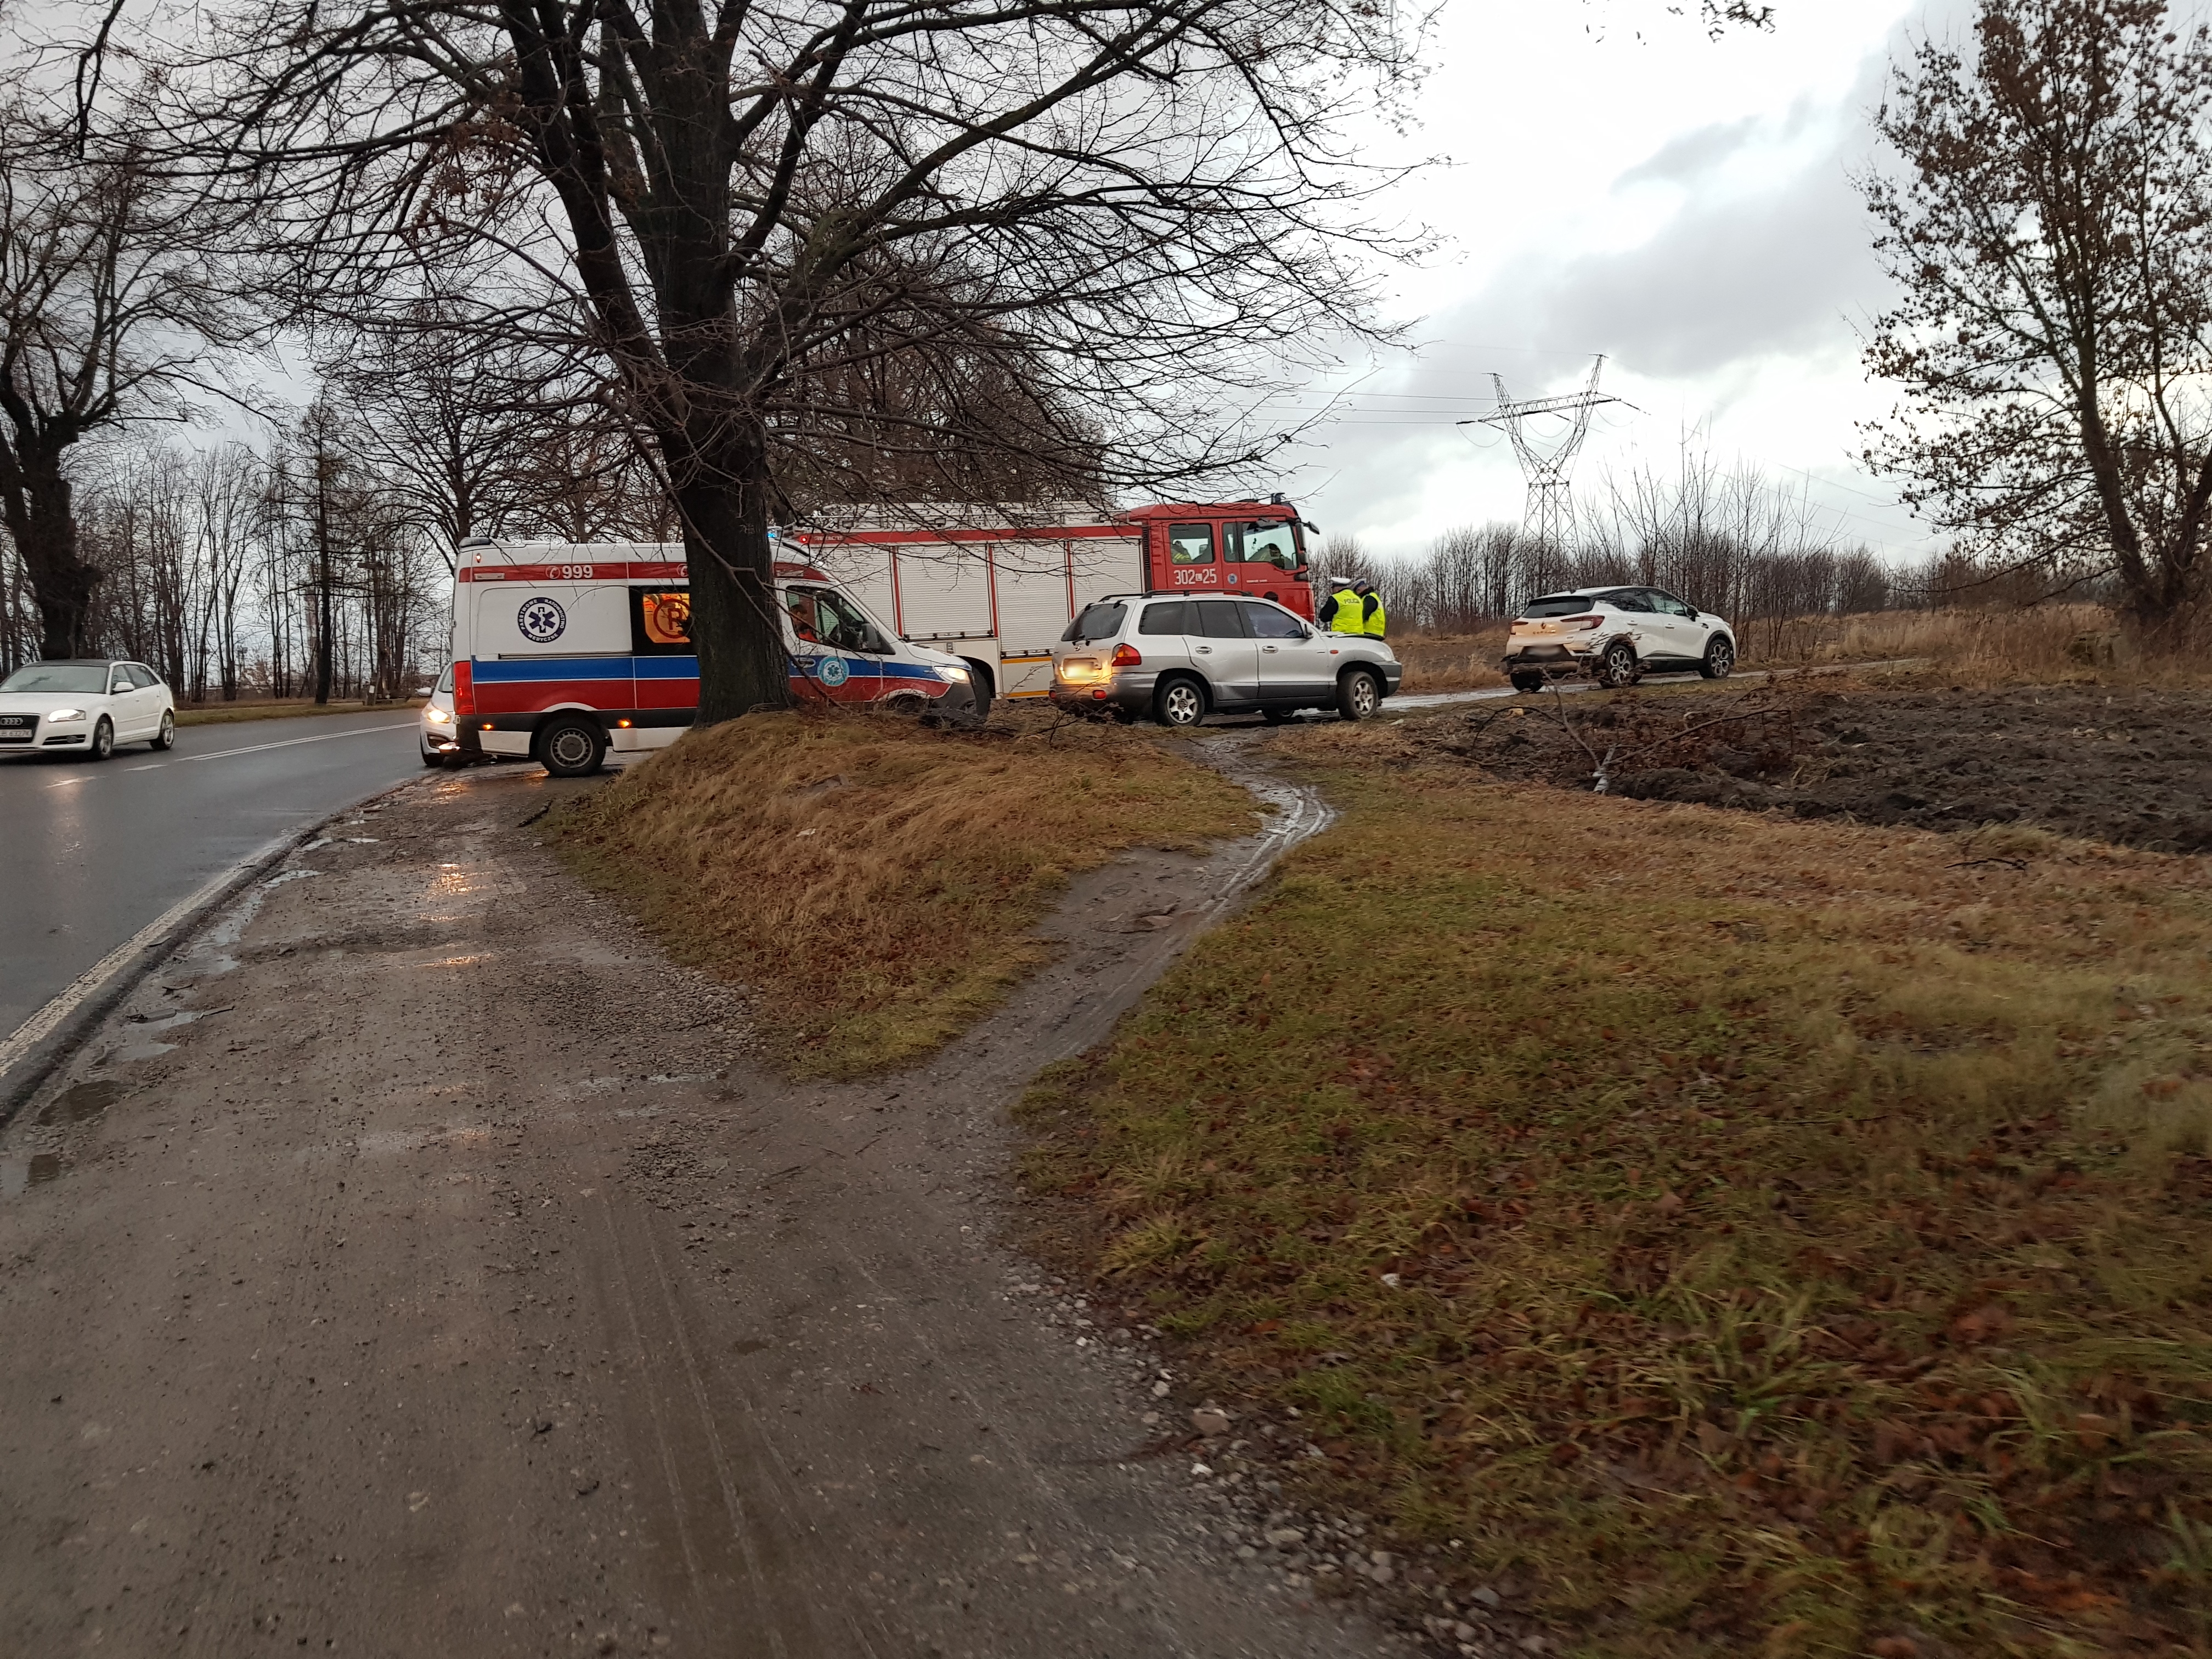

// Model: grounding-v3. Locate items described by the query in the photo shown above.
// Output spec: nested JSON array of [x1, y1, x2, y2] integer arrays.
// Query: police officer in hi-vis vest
[[1319, 579, 1362, 633]]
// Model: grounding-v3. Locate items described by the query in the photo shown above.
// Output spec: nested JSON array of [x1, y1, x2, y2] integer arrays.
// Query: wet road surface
[[0, 760, 1400, 1659], [1, 709, 427, 1042]]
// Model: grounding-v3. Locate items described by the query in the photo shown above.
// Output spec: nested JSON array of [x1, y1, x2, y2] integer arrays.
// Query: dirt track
[[0, 762, 1392, 1658], [1425, 682, 2212, 851]]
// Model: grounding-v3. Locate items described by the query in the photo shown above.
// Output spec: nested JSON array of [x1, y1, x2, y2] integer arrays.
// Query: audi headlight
[[47, 708, 86, 723]]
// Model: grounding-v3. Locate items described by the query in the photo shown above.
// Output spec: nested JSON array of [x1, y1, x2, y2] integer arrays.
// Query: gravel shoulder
[[0, 762, 1392, 1659]]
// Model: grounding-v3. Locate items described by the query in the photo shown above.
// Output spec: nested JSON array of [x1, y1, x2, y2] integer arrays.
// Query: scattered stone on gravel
[[1192, 1408, 1231, 1436]]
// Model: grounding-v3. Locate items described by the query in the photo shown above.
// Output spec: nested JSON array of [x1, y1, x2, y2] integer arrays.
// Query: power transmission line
[[1459, 356, 1631, 550]]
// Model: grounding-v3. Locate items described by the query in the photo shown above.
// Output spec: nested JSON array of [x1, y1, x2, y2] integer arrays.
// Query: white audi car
[[0, 658, 176, 759]]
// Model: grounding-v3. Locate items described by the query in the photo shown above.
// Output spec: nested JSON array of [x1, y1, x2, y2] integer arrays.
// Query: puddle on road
[[2, 1152, 62, 1196], [38, 1080, 123, 1126]]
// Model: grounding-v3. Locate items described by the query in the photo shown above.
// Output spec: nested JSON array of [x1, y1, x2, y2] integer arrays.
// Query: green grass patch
[[548, 707, 1252, 1078], [1019, 723, 2212, 1656]]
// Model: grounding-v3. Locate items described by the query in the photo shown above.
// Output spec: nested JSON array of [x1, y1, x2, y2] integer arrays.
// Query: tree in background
[[1863, 0, 2212, 634], [0, 93, 236, 656]]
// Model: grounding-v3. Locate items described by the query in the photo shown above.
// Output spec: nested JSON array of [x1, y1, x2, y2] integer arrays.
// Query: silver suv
[[1051, 594, 1402, 726], [1503, 586, 1737, 691]]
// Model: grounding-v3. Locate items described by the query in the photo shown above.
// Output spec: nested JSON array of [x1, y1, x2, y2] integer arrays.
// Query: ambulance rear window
[[1063, 602, 1126, 643]]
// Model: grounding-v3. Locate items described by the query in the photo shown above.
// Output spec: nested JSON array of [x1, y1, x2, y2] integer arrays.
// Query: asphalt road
[[1, 709, 426, 1042]]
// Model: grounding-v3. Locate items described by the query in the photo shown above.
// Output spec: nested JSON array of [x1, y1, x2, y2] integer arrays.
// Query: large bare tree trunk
[[672, 425, 793, 723], [0, 436, 99, 657]]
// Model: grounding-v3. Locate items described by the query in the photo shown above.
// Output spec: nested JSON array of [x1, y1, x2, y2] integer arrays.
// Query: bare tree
[[139, 0, 1441, 721], [1862, 0, 2212, 633], [0, 90, 236, 657]]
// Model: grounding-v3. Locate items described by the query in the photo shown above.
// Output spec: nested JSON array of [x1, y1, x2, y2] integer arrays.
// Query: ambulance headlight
[[941, 664, 969, 681]]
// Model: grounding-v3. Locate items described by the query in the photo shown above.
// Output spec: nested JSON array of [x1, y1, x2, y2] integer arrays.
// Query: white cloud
[[1279, 0, 1951, 566]]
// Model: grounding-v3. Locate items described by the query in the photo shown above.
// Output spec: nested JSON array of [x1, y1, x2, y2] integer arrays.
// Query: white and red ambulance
[[444, 539, 980, 774], [441, 499, 1313, 774]]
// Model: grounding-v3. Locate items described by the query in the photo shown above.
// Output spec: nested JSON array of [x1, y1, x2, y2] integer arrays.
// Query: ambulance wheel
[[538, 715, 607, 777]]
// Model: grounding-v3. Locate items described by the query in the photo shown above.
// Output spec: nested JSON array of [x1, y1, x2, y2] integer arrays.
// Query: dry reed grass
[[1391, 628, 1509, 693], [548, 705, 1252, 1077], [1020, 724, 2212, 1656], [1769, 603, 2212, 687]]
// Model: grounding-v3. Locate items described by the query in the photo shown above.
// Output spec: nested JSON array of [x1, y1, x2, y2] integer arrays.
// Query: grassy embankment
[[548, 707, 1252, 1077], [1019, 714, 2212, 1657], [175, 697, 421, 726]]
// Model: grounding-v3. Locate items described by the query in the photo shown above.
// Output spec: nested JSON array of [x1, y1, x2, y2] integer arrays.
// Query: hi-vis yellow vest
[[1328, 587, 1364, 633], [1361, 596, 1387, 637]]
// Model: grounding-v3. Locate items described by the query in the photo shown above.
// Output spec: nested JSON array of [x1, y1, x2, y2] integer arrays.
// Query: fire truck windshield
[[1228, 521, 1302, 571]]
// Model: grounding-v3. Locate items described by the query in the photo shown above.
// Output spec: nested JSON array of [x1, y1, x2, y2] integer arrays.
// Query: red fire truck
[[791, 499, 1314, 704]]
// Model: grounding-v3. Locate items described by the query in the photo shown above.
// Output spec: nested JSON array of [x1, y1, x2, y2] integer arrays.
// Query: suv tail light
[[1566, 616, 1602, 630], [1110, 644, 1142, 666]]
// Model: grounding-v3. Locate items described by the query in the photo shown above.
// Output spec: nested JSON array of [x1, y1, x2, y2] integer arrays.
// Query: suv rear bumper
[[1503, 644, 1600, 680]]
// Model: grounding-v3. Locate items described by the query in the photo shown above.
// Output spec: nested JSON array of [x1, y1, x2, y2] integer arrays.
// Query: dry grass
[[174, 697, 422, 726], [547, 704, 1253, 1077], [1393, 628, 1510, 693], [1019, 719, 2212, 1656], [1760, 603, 2212, 689]]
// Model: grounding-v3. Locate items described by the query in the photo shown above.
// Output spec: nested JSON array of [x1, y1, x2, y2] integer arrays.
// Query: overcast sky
[[1276, 0, 1955, 565]]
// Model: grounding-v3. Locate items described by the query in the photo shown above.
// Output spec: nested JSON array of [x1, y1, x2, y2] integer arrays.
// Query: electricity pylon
[[1460, 356, 1624, 551]]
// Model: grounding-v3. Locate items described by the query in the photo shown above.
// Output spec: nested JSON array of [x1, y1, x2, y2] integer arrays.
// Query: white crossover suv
[[1503, 586, 1737, 691], [1051, 594, 1402, 726], [0, 658, 177, 759]]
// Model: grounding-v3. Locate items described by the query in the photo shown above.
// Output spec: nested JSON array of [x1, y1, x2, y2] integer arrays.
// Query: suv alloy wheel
[[1700, 636, 1736, 680], [1596, 640, 1640, 689], [1154, 675, 1207, 728]]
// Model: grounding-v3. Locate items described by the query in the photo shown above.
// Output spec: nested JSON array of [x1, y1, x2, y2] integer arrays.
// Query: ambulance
[[439, 498, 1313, 775], [442, 539, 981, 775]]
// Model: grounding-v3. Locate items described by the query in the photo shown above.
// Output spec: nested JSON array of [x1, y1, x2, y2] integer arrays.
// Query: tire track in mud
[[0, 749, 1390, 1659]]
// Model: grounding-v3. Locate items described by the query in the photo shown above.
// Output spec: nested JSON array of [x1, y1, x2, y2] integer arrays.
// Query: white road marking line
[[0, 837, 295, 1077], [22, 721, 415, 784], [179, 722, 417, 762]]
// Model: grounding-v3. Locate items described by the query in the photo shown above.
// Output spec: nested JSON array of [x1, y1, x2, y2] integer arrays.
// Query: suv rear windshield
[[1062, 601, 1127, 643], [1520, 593, 1599, 618]]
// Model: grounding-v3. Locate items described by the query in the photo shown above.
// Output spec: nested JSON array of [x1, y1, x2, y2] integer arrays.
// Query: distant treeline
[[1311, 458, 2104, 654]]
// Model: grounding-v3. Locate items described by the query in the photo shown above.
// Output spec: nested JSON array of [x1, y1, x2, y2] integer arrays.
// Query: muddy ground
[[0, 760, 1418, 1659], [1418, 681, 2212, 851]]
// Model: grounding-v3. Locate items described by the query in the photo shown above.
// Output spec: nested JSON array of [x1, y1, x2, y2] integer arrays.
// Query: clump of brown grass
[[1390, 628, 1510, 693], [549, 704, 1252, 1077], [1759, 602, 2212, 688], [1019, 729, 2212, 1656]]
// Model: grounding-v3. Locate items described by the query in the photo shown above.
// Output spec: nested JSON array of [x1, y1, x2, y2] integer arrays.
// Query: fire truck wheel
[[1154, 675, 1207, 729], [538, 715, 607, 778], [1336, 668, 1383, 722], [1595, 640, 1641, 689]]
